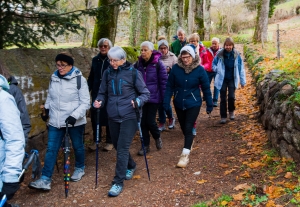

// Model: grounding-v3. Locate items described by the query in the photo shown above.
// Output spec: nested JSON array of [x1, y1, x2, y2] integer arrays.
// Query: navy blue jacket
[[96, 61, 150, 122], [163, 56, 213, 112]]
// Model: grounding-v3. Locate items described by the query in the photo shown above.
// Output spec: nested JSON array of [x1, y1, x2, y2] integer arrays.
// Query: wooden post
[[277, 24, 280, 59]]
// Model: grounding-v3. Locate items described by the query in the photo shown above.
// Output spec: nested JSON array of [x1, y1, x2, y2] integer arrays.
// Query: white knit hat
[[158, 40, 169, 49], [180, 45, 196, 59]]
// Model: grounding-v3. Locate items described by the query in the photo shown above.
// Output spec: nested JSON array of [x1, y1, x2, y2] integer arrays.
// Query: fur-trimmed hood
[[177, 54, 200, 74]]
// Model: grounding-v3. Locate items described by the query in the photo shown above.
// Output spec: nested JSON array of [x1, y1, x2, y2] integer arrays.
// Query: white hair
[[97, 38, 113, 48], [177, 28, 185, 35], [140, 41, 154, 51], [107, 46, 127, 60], [211, 37, 220, 43]]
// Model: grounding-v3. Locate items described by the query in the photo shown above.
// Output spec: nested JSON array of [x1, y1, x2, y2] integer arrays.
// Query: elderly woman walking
[[212, 37, 246, 124], [28, 52, 90, 190], [163, 45, 213, 168], [157, 38, 177, 131], [94, 46, 150, 197], [134, 41, 168, 155]]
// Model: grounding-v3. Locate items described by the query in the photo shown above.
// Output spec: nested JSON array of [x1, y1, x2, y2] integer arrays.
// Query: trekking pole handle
[[133, 99, 140, 120], [0, 195, 7, 207]]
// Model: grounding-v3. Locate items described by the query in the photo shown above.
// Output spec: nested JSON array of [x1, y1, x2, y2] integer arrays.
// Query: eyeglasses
[[109, 59, 121, 63], [181, 55, 191, 60], [99, 45, 109, 49], [159, 47, 168, 50], [56, 64, 69, 69]]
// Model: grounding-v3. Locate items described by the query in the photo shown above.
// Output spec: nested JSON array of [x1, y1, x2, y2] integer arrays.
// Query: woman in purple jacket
[[134, 41, 168, 156]]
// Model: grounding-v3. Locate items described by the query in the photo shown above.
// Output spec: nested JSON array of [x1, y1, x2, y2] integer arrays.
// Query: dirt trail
[[12, 45, 264, 207]]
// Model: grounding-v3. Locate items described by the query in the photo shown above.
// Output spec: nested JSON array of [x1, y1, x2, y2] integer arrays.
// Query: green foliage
[[0, 0, 128, 49], [192, 194, 233, 207], [269, 0, 281, 18], [202, 41, 211, 48], [184, 0, 189, 19], [242, 185, 268, 206], [122, 46, 139, 63], [191, 203, 208, 207]]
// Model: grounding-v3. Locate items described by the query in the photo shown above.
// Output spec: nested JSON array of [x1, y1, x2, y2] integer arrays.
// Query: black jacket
[[87, 53, 110, 101], [8, 76, 31, 143]]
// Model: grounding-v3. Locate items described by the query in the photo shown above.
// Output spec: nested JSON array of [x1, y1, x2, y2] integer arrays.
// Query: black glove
[[65, 116, 76, 126], [1, 182, 20, 200], [41, 109, 49, 122]]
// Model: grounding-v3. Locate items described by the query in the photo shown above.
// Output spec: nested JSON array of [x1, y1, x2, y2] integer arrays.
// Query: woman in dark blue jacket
[[94, 46, 150, 197], [163, 45, 213, 168]]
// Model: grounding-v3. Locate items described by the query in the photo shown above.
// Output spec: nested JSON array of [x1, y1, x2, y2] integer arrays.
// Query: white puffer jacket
[[45, 67, 90, 128]]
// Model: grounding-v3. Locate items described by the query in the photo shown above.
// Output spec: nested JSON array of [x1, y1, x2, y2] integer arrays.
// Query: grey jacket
[[96, 61, 150, 122], [159, 51, 178, 69], [45, 67, 90, 128]]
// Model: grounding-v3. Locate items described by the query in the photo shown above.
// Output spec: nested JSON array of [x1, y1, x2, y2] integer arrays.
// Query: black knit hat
[[55, 53, 74, 65]]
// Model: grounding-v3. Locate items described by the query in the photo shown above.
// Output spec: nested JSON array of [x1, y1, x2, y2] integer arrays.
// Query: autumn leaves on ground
[[12, 45, 300, 207]]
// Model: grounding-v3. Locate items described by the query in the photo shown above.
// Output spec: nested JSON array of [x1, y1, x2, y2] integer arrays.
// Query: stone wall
[[244, 46, 300, 162], [0, 48, 98, 151]]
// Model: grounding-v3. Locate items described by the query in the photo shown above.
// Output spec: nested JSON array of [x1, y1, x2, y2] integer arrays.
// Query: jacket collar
[[177, 55, 200, 74]]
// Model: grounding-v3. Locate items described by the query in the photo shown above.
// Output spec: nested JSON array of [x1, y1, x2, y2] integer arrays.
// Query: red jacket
[[207, 47, 222, 72], [198, 45, 210, 71]]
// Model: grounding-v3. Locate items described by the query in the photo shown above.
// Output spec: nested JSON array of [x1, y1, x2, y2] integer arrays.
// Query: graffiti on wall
[[15, 76, 48, 105]]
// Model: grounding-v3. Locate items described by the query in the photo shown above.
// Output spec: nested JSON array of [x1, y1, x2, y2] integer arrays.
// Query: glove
[[41, 109, 49, 122], [135, 98, 141, 107], [1, 182, 20, 200], [65, 116, 76, 127]]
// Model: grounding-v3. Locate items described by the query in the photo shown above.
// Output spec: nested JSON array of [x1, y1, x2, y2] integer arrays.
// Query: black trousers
[[220, 79, 236, 118], [90, 108, 112, 143], [175, 106, 200, 150], [141, 103, 160, 147], [109, 119, 137, 186]]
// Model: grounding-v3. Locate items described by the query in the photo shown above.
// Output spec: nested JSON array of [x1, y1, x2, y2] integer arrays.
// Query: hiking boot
[[125, 166, 137, 180], [177, 153, 189, 168], [103, 143, 114, 151], [155, 137, 163, 150], [88, 142, 98, 151], [158, 123, 165, 131], [137, 146, 150, 156], [168, 118, 175, 129], [28, 177, 51, 190], [229, 112, 235, 120], [220, 118, 227, 124], [108, 184, 123, 197], [192, 128, 196, 136], [213, 101, 218, 107], [71, 167, 85, 182]]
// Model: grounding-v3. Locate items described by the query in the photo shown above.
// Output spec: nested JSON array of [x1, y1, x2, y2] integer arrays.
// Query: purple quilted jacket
[[134, 50, 168, 103]]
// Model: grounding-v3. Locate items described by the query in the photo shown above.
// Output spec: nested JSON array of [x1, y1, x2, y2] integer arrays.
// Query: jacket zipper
[[119, 79, 122, 95], [191, 92, 197, 101], [112, 79, 116, 95], [175, 91, 178, 99]]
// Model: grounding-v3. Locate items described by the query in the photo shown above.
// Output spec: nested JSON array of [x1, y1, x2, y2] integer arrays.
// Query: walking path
[[12, 45, 268, 206]]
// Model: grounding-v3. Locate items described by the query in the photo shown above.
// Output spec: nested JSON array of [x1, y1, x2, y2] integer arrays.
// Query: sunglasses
[[99, 45, 109, 49]]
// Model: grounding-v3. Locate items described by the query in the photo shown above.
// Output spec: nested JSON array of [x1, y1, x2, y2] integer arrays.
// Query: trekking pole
[[95, 108, 100, 188], [18, 149, 40, 181], [0, 195, 7, 207], [63, 121, 71, 198], [133, 100, 150, 181]]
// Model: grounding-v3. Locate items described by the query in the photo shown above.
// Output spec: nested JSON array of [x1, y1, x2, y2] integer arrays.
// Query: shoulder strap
[[132, 68, 137, 87], [77, 75, 81, 90]]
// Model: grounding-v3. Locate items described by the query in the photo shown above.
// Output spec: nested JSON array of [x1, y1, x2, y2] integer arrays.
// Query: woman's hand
[[93, 100, 102, 108], [131, 98, 141, 108]]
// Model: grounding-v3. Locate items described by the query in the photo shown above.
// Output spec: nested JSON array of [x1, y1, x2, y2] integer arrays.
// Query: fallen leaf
[[224, 169, 235, 175], [133, 175, 141, 179], [219, 164, 229, 168], [233, 183, 251, 191], [232, 192, 245, 201], [240, 171, 251, 178], [221, 201, 228, 206], [193, 171, 201, 175], [284, 172, 293, 179], [196, 179, 207, 184], [266, 200, 276, 207], [276, 168, 283, 174], [250, 194, 255, 201], [247, 161, 265, 168]]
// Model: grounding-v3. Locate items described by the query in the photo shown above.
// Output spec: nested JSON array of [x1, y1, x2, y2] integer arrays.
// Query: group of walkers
[[0, 28, 246, 204]]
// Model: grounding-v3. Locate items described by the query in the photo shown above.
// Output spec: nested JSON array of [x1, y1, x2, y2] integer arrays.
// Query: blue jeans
[[41, 125, 85, 179], [206, 71, 220, 102], [158, 103, 173, 124], [220, 79, 236, 118], [109, 119, 137, 186]]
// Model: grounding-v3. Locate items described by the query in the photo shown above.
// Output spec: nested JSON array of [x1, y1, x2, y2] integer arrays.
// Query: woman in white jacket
[[29, 52, 90, 191], [0, 75, 25, 207]]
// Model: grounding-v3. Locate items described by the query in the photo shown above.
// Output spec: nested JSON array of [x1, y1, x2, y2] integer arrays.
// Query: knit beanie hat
[[55, 53, 74, 65], [180, 45, 196, 59], [0, 74, 9, 91], [158, 40, 169, 49]]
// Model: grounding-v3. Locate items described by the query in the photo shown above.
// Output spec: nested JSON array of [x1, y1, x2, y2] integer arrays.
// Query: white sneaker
[[103, 143, 114, 151], [158, 123, 165, 131], [229, 112, 235, 120], [168, 118, 175, 129], [176, 153, 189, 168]]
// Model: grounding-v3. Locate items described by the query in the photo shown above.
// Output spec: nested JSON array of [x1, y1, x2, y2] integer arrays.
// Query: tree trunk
[[129, 0, 139, 46], [91, 0, 120, 47], [82, 0, 92, 47], [178, 0, 184, 28], [157, 0, 172, 37], [137, 0, 151, 45], [195, 0, 204, 40], [188, 0, 196, 34], [253, 0, 270, 43], [203, 0, 211, 41]]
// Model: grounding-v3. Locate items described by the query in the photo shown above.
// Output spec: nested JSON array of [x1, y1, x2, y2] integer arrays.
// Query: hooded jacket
[[170, 39, 187, 57], [0, 76, 25, 190], [96, 61, 150, 122], [134, 50, 168, 104], [207, 47, 222, 72], [212, 48, 246, 90], [45, 66, 90, 128], [159, 51, 178, 70], [8, 76, 31, 143], [163, 55, 213, 112]]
